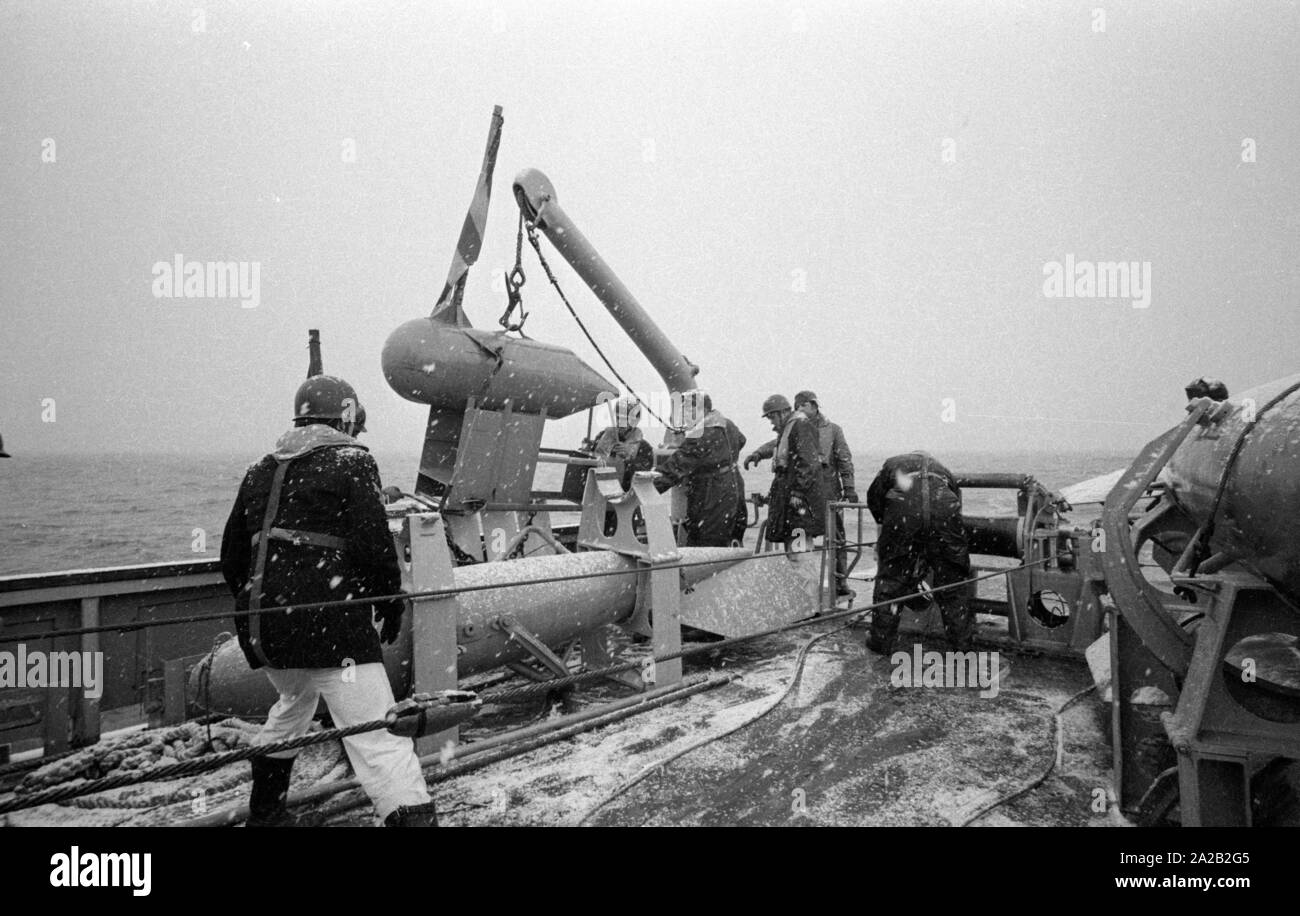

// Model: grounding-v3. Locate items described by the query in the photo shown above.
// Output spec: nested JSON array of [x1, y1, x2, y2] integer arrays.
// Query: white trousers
[[255, 663, 431, 821]]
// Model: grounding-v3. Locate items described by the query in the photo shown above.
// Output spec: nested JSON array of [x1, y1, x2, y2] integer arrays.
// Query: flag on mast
[[431, 105, 504, 326]]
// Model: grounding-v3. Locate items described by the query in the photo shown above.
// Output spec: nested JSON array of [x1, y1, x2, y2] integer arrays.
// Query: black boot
[[865, 632, 896, 655], [948, 635, 976, 654], [940, 600, 976, 653], [866, 605, 900, 656], [247, 756, 296, 827], [384, 800, 438, 827]]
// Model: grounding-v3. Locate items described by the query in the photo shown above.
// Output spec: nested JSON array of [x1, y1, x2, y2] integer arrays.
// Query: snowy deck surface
[[5, 608, 1116, 827]]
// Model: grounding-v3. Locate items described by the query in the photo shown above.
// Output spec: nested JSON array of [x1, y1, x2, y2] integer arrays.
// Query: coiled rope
[[0, 717, 391, 815]]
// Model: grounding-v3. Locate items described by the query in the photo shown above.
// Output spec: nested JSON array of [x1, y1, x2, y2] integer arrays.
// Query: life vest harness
[[773, 414, 804, 473], [251, 527, 347, 551], [892, 456, 957, 530], [245, 457, 349, 667], [776, 414, 841, 473], [719, 422, 740, 476], [814, 420, 834, 469]]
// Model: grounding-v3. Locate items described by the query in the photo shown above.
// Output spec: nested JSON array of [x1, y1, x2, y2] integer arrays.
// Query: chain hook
[[498, 212, 530, 333], [500, 268, 529, 332]]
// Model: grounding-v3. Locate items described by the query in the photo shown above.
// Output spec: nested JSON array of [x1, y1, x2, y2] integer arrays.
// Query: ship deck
[[322, 619, 1112, 827], [3, 615, 1113, 827]]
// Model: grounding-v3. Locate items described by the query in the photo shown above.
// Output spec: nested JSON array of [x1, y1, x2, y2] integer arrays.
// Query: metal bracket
[[575, 469, 682, 688], [407, 513, 465, 756], [581, 629, 646, 691], [495, 614, 570, 679]]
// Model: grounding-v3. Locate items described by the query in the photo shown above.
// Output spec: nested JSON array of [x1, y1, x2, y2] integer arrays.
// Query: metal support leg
[[1179, 754, 1252, 827], [1112, 610, 1179, 813], [42, 625, 71, 755], [408, 513, 464, 757], [646, 564, 683, 687], [71, 596, 101, 747], [632, 474, 682, 688]]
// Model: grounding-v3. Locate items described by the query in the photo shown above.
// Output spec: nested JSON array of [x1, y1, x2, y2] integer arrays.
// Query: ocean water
[[0, 448, 1132, 577]]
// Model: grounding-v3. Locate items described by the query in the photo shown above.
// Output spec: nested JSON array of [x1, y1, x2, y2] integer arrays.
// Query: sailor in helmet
[[758, 393, 826, 549], [653, 389, 748, 547], [220, 371, 437, 827], [590, 395, 656, 491], [746, 391, 857, 594]]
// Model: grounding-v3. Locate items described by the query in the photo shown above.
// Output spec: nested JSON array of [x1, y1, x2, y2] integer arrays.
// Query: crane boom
[[513, 168, 699, 396]]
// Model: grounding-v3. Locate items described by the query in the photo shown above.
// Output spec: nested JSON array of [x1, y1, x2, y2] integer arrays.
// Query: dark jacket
[[655, 410, 746, 546], [753, 412, 856, 500], [866, 452, 966, 563], [221, 425, 403, 670], [765, 414, 826, 542]]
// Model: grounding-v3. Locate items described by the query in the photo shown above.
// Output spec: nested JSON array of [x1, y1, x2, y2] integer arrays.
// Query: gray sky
[[2, 0, 1297, 462]]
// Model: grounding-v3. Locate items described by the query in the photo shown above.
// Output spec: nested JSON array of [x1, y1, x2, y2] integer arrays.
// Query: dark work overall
[[869, 457, 973, 650]]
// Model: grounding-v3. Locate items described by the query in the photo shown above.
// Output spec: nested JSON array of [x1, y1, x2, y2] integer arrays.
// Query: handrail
[[820, 500, 871, 612], [0, 559, 222, 594]]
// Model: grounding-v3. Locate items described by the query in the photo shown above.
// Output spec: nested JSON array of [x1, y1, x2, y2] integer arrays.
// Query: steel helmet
[[793, 390, 819, 408], [294, 375, 364, 425], [761, 394, 791, 416]]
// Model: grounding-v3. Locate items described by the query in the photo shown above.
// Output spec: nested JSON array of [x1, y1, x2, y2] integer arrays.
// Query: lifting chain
[[498, 210, 530, 333], [522, 218, 680, 432]]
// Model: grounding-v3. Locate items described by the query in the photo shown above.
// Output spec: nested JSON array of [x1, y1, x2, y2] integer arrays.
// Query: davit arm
[[512, 168, 699, 397]]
